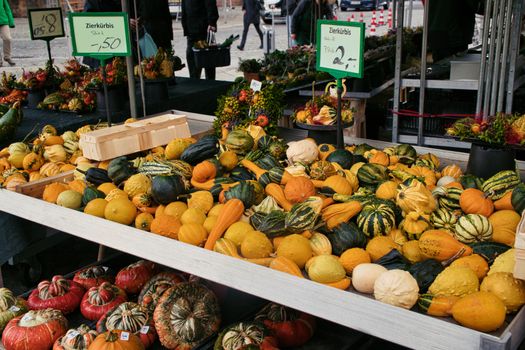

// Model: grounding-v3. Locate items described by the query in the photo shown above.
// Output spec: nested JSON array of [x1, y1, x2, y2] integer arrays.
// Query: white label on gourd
[[250, 79, 262, 92], [66, 330, 80, 339], [102, 266, 109, 271], [140, 325, 150, 334], [21, 313, 33, 322], [8, 306, 20, 312], [120, 331, 130, 341]]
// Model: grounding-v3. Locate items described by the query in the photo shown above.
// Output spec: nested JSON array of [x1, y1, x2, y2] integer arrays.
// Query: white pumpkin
[[437, 176, 456, 187], [352, 263, 387, 294], [374, 269, 419, 309], [286, 139, 319, 165]]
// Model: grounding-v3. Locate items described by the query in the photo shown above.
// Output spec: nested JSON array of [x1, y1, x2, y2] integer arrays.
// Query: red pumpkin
[[2, 309, 68, 350], [255, 303, 316, 348], [89, 330, 145, 350], [138, 272, 185, 316], [53, 324, 98, 350], [97, 302, 157, 348], [115, 260, 156, 295], [80, 282, 127, 321], [27, 276, 85, 314], [73, 265, 113, 290]]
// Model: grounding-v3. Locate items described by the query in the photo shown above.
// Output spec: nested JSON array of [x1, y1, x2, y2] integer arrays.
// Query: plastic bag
[[139, 31, 158, 58]]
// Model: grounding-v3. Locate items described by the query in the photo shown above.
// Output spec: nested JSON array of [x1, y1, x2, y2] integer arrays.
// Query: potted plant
[[16, 60, 62, 108], [134, 48, 174, 103], [84, 57, 128, 115], [238, 59, 261, 82]]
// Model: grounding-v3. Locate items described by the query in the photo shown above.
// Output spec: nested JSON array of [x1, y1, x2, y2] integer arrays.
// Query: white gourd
[[374, 269, 420, 309], [286, 139, 319, 165], [437, 176, 456, 187], [352, 263, 387, 294]]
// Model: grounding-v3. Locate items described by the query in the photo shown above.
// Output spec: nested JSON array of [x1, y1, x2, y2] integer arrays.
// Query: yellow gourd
[[178, 223, 208, 246], [480, 272, 525, 313], [489, 210, 520, 246], [366, 236, 400, 262], [429, 266, 479, 298], [450, 254, 489, 280], [240, 231, 273, 259], [452, 292, 506, 332], [276, 234, 313, 268], [187, 191, 214, 214], [375, 181, 398, 200]]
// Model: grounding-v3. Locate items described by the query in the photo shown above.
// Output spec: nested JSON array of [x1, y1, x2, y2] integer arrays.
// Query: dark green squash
[[82, 187, 106, 206], [224, 180, 256, 207], [395, 144, 417, 165], [255, 155, 281, 170], [353, 143, 373, 156], [408, 259, 444, 292], [268, 167, 285, 184], [225, 130, 255, 155], [257, 135, 273, 150], [0, 102, 22, 143], [469, 241, 511, 265], [253, 210, 287, 238], [268, 140, 287, 160], [84, 168, 112, 186], [230, 166, 255, 181], [376, 249, 411, 271], [459, 174, 483, 190], [357, 163, 389, 187], [244, 149, 264, 162], [107, 156, 135, 186], [250, 211, 266, 229], [181, 135, 219, 165], [512, 183, 525, 214], [326, 222, 367, 255], [151, 174, 187, 205], [210, 177, 235, 200], [326, 149, 354, 169]]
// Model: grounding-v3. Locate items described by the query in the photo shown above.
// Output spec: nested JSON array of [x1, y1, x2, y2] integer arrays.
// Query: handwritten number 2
[[333, 46, 344, 65]]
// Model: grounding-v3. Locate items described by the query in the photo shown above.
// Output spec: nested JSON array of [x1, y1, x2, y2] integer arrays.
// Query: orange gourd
[[29, 171, 43, 182], [239, 159, 268, 179], [322, 175, 353, 195], [284, 176, 316, 204], [204, 198, 245, 250], [269, 256, 304, 278], [407, 166, 437, 187], [459, 188, 494, 217], [265, 183, 293, 211], [89, 330, 145, 350], [42, 182, 69, 203], [192, 160, 217, 183], [22, 152, 44, 171], [322, 277, 352, 290], [444, 182, 464, 190], [441, 164, 463, 179], [43, 135, 64, 146], [418, 230, 473, 262], [150, 214, 182, 239], [494, 192, 514, 211], [68, 179, 87, 194], [369, 151, 390, 166], [60, 164, 76, 172]]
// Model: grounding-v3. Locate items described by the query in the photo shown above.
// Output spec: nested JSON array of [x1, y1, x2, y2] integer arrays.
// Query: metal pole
[[392, 0, 404, 143], [285, 0, 291, 48], [476, 0, 492, 116], [336, 78, 343, 149], [407, 0, 413, 28], [121, 0, 137, 118], [392, 0, 397, 29], [483, 0, 499, 120], [497, 0, 513, 112], [133, 0, 147, 117], [506, 0, 523, 113], [490, 0, 505, 116], [101, 60, 112, 126], [417, 0, 429, 146]]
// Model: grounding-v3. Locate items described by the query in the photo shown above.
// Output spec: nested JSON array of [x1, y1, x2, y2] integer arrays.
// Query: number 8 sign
[[316, 20, 365, 79], [69, 12, 131, 59]]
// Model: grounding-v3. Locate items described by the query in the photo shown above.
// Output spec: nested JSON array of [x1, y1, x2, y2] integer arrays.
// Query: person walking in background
[[237, 0, 263, 51], [291, 0, 333, 46], [0, 0, 15, 67], [134, 0, 173, 51], [182, 0, 219, 80], [275, 0, 298, 46]]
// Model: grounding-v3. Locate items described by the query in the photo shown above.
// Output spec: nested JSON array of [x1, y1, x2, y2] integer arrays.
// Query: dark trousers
[[186, 37, 216, 80], [239, 17, 263, 49]]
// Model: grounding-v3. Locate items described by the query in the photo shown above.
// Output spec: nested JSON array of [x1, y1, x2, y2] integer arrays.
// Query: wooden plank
[[15, 171, 74, 198], [0, 189, 517, 350]]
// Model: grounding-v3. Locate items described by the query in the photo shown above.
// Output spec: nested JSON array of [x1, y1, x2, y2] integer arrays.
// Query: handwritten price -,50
[[91, 37, 122, 52]]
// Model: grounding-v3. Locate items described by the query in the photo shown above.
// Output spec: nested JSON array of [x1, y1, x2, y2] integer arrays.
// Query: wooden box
[[15, 171, 74, 198], [514, 211, 525, 280], [79, 114, 191, 161]]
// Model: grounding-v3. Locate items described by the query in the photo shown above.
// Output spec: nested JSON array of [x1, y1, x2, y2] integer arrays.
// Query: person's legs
[[254, 22, 263, 48], [186, 37, 202, 78], [204, 67, 216, 80], [0, 26, 13, 66], [238, 16, 250, 50]]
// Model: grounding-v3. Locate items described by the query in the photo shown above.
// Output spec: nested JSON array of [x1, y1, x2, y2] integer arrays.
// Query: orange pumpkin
[[4, 174, 27, 191], [284, 176, 316, 204], [369, 151, 390, 166], [22, 152, 44, 171], [43, 135, 64, 146], [42, 182, 69, 203], [89, 330, 145, 350], [192, 160, 217, 183], [150, 214, 181, 239], [68, 179, 87, 194], [441, 164, 463, 179], [407, 166, 437, 187], [459, 188, 494, 217], [494, 192, 514, 211], [444, 182, 464, 190]]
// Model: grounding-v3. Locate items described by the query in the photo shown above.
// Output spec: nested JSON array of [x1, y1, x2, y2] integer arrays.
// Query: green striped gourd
[[454, 214, 493, 244], [395, 144, 417, 165], [512, 183, 525, 214], [225, 130, 255, 155], [437, 187, 463, 211], [356, 203, 396, 237], [430, 208, 458, 232], [285, 197, 323, 233], [139, 162, 174, 176], [356, 163, 389, 187], [481, 170, 520, 200], [170, 160, 193, 179], [414, 158, 436, 170]]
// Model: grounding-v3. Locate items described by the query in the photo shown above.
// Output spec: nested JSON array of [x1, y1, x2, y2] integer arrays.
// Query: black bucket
[[26, 89, 46, 108], [144, 80, 169, 103], [96, 86, 126, 114], [466, 143, 516, 179]]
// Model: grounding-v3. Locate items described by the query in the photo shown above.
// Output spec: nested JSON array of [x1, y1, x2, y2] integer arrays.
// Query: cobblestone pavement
[[1, 3, 423, 81]]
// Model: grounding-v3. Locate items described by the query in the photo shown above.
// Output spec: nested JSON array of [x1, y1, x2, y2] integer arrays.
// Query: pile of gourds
[[14, 123, 525, 333], [0, 259, 316, 350]]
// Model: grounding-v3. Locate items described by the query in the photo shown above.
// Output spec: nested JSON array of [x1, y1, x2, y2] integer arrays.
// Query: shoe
[[237, 45, 243, 51], [4, 59, 15, 66]]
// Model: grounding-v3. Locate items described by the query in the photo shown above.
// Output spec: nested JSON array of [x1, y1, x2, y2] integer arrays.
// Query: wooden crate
[[79, 114, 191, 161], [15, 171, 74, 198]]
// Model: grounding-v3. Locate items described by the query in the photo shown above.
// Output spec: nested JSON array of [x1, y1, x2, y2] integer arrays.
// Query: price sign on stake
[[68, 12, 131, 127], [316, 20, 365, 149], [28, 8, 64, 40]]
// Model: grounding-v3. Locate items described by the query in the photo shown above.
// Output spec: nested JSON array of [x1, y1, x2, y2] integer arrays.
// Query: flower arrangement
[[134, 48, 176, 80], [62, 59, 90, 82], [15, 60, 62, 90], [446, 114, 525, 146], [85, 57, 127, 89], [292, 92, 354, 126], [37, 90, 95, 113], [214, 82, 284, 136]]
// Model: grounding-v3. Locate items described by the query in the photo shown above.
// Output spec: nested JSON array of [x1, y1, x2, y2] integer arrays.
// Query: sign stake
[[336, 78, 343, 149], [100, 59, 112, 126]]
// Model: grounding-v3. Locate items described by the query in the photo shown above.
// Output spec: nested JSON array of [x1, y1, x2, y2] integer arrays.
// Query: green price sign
[[28, 8, 64, 40], [69, 12, 131, 59], [316, 20, 365, 79]]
